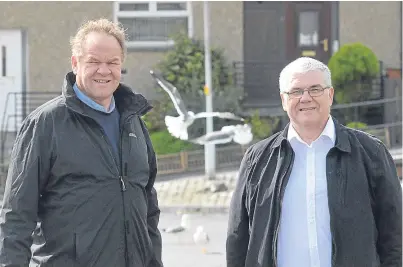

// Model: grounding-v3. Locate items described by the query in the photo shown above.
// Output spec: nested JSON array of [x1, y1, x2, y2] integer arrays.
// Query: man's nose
[[300, 90, 313, 102], [97, 63, 111, 75]]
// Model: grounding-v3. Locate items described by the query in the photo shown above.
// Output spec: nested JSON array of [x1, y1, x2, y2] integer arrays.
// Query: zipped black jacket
[[0, 72, 163, 267], [226, 120, 402, 267]]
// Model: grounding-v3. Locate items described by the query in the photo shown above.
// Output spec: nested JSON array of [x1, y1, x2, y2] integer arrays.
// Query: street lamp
[[203, 1, 216, 179]]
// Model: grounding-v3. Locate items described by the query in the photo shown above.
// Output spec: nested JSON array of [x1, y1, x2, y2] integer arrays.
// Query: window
[[114, 1, 193, 49], [298, 11, 319, 47]]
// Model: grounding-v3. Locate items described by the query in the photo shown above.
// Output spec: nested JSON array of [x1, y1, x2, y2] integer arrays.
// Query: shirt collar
[[287, 116, 336, 146], [73, 83, 116, 113]]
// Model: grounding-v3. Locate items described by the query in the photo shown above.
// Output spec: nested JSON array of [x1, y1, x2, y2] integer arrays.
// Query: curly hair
[[70, 18, 127, 61]]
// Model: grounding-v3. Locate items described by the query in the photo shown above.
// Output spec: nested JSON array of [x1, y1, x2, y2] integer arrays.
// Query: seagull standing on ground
[[150, 70, 245, 140], [193, 225, 210, 254]]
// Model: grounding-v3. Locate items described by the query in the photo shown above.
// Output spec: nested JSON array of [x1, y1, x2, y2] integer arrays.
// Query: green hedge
[[150, 130, 197, 155]]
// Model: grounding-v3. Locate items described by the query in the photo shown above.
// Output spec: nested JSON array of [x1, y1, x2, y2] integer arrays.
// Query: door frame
[[0, 29, 28, 130], [285, 1, 335, 64], [0, 28, 28, 115]]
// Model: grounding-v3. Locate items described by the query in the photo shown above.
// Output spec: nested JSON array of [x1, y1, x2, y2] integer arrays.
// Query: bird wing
[[162, 226, 186, 233], [193, 111, 244, 121], [150, 70, 188, 118], [189, 130, 234, 145]]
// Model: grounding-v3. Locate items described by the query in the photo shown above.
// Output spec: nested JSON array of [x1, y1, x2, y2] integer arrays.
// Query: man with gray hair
[[0, 19, 163, 267], [226, 57, 402, 267]]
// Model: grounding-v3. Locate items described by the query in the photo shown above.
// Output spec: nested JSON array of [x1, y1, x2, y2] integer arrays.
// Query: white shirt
[[277, 117, 336, 267]]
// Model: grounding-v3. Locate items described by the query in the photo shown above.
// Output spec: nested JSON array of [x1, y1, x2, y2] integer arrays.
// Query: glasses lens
[[309, 88, 323, 97]]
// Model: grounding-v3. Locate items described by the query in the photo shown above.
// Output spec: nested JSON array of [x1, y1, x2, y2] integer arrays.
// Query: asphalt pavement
[[159, 211, 229, 267]]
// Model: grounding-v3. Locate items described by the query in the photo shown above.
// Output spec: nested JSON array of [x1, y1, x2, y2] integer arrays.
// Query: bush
[[150, 130, 197, 155], [246, 111, 280, 140], [328, 43, 380, 103], [346, 121, 368, 130], [147, 32, 244, 137]]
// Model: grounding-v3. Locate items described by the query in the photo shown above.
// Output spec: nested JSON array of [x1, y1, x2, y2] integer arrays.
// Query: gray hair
[[70, 18, 127, 62], [279, 57, 332, 93]]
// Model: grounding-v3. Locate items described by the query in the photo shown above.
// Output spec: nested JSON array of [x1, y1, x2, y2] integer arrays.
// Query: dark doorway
[[242, 1, 287, 107]]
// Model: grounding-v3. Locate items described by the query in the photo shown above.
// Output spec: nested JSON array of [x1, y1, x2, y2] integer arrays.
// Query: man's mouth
[[94, 80, 111, 83], [299, 107, 316, 111]]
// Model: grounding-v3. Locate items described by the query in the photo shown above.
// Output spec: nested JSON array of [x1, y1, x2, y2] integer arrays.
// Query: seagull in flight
[[150, 70, 245, 140], [189, 124, 253, 146]]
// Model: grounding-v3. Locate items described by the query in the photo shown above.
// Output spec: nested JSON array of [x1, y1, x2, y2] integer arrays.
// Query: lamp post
[[203, 1, 216, 179]]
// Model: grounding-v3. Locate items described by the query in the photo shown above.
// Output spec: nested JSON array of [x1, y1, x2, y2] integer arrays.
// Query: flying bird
[[150, 70, 245, 140], [189, 124, 253, 146]]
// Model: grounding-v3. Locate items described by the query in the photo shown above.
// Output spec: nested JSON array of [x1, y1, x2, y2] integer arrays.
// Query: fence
[[0, 91, 61, 173], [0, 74, 401, 178], [155, 122, 402, 176], [156, 144, 248, 175]]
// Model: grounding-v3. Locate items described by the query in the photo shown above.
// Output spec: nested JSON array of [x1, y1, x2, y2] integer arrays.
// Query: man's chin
[[296, 117, 319, 126]]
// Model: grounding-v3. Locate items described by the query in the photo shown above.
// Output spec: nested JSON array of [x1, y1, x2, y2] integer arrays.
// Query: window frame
[[113, 1, 194, 49]]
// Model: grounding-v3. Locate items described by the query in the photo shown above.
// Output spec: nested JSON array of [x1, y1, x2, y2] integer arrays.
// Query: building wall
[[339, 1, 401, 69], [0, 1, 243, 100], [0, 1, 113, 93], [124, 1, 243, 99]]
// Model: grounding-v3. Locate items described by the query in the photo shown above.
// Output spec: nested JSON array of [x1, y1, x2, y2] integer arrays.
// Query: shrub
[[150, 130, 197, 155], [246, 110, 280, 140], [147, 32, 244, 136], [346, 121, 368, 130], [328, 42, 380, 103]]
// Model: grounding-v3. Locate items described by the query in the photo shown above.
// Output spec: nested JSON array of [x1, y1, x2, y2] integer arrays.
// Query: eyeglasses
[[284, 85, 330, 99]]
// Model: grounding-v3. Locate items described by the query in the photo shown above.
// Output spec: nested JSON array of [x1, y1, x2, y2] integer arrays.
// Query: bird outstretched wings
[[150, 69, 252, 144], [150, 70, 188, 118], [193, 111, 244, 121]]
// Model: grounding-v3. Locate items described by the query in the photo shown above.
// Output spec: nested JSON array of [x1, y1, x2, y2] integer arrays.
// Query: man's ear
[[328, 87, 334, 106], [280, 93, 287, 112], [71, 55, 78, 74]]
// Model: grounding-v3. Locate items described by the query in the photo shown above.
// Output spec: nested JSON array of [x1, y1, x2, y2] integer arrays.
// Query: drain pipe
[[400, 1, 402, 71]]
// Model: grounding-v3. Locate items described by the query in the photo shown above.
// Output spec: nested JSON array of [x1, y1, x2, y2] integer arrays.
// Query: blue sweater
[[73, 83, 121, 163]]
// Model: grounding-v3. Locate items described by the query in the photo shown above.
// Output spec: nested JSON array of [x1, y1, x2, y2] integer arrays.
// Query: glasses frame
[[283, 85, 330, 99]]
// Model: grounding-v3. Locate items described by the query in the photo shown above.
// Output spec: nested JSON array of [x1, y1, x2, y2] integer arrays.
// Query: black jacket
[[0, 72, 163, 267], [226, 119, 402, 267]]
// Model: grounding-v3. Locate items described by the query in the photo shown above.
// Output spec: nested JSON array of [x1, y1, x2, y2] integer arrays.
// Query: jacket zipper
[[68, 103, 148, 267], [117, 107, 147, 192], [272, 151, 294, 267], [272, 149, 339, 266], [327, 148, 338, 266], [101, 114, 134, 265], [118, 114, 136, 266], [72, 112, 130, 264]]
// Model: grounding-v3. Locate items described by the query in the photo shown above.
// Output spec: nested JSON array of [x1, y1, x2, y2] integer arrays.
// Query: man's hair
[[279, 57, 332, 92], [70, 18, 127, 61]]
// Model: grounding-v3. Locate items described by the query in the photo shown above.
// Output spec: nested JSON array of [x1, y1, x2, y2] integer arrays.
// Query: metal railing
[[0, 91, 60, 172], [156, 145, 248, 175], [155, 122, 402, 176], [0, 91, 401, 178]]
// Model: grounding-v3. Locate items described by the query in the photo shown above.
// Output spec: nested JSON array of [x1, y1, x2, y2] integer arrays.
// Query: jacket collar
[[273, 116, 351, 153], [62, 71, 152, 116]]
